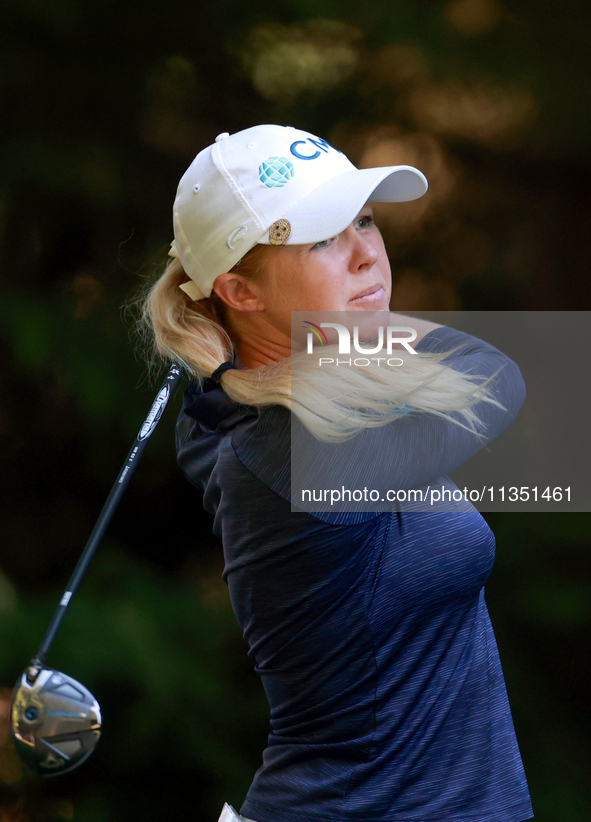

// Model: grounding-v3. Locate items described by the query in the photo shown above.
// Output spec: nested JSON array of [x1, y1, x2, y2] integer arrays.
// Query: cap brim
[[257, 165, 428, 245]]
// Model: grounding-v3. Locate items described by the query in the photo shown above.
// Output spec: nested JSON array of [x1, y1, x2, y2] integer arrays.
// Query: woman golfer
[[143, 125, 533, 822]]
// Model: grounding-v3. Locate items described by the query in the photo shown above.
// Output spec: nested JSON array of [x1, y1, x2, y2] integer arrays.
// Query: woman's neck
[[225, 308, 292, 369], [234, 334, 292, 368]]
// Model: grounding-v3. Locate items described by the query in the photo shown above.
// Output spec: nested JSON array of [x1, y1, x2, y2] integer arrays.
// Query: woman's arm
[[291, 326, 526, 500], [234, 326, 526, 510], [228, 326, 526, 518]]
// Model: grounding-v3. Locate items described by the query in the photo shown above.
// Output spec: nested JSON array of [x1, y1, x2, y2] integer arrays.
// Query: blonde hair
[[140, 247, 503, 443]]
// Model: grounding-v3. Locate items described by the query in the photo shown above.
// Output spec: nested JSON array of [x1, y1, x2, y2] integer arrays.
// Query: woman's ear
[[212, 272, 266, 313]]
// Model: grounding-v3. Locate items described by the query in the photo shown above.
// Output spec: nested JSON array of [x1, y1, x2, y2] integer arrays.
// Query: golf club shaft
[[32, 363, 185, 666]]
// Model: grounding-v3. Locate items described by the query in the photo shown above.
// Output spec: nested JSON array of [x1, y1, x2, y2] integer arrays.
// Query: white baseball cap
[[170, 124, 428, 301]]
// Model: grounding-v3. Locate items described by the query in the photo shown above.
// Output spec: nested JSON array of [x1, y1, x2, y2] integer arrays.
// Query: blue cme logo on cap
[[259, 157, 295, 188], [290, 137, 340, 161]]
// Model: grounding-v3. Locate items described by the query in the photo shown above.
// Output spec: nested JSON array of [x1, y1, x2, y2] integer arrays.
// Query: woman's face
[[255, 205, 392, 336], [212, 204, 392, 366]]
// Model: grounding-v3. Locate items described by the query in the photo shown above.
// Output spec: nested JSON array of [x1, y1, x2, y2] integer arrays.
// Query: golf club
[[10, 363, 185, 776]]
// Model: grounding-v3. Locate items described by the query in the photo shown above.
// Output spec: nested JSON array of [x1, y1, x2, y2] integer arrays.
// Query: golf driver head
[[11, 666, 102, 776]]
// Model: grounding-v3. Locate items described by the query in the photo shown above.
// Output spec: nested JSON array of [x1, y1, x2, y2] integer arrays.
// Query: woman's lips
[[349, 284, 386, 303]]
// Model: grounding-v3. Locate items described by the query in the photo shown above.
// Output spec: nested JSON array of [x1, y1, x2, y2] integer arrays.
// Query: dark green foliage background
[[0, 1, 590, 820]]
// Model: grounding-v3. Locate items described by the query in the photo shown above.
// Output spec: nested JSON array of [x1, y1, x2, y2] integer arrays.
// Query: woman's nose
[[345, 225, 379, 271]]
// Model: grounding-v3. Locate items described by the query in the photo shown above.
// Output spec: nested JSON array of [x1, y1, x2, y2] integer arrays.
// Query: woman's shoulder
[[177, 378, 289, 470]]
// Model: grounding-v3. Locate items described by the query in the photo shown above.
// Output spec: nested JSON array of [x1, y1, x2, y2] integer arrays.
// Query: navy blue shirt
[[176, 327, 534, 822]]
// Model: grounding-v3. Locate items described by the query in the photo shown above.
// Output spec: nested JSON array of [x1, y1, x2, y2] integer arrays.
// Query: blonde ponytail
[[142, 256, 233, 377]]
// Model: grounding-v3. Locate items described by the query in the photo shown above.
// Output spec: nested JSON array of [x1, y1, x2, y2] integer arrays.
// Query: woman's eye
[[310, 217, 372, 251], [311, 238, 333, 250]]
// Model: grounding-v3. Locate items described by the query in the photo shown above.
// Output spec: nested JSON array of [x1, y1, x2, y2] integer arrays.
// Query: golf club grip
[[34, 363, 186, 664]]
